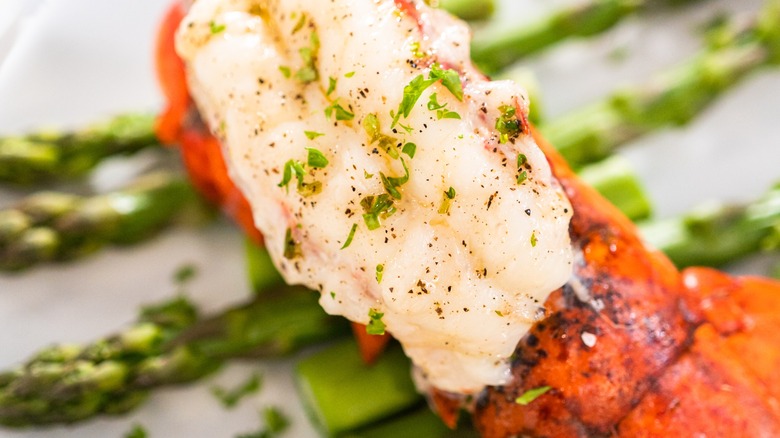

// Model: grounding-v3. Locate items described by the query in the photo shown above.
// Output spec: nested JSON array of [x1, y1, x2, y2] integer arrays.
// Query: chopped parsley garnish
[[380, 158, 410, 200], [364, 170, 374, 179], [330, 291, 336, 299], [496, 105, 522, 144], [278, 159, 305, 192], [530, 232, 538, 247], [516, 153, 529, 184], [292, 13, 307, 34], [306, 148, 329, 168], [363, 113, 399, 159], [236, 406, 290, 438], [173, 263, 198, 286], [295, 31, 320, 83], [515, 386, 552, 405], [391, 74, 437, 128], [278, 66, 292, 78], [517, 171, 528, 185], [398, 122, 414, 133], [263, 406, 290, 434], [345, 71, 356, 78], [361, 194, 397, 230], [445, 186, 456, 199], [304, 130, 324, 140], [376, 264, 384, 284], [209, 21, 226, 34], [211, 372, 263, 409], [327, 76, 337, 96], [517, 153, 528, 167], [427, 93, 461, 120], [410, 41, 425, 58], [341, 224, 358, 249], [124, 424, 147, 438], [429, 63, 464, 101], [366, 308, 386, 335], [402, 142, 417, 158], [438, 186, 456, 214], [391, 64, 463, 127], [283, 228, 302, 259], [325, 100, 355, 121]]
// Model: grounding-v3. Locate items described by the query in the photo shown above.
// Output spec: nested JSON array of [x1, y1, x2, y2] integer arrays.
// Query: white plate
[[0, 1, 778, 437]]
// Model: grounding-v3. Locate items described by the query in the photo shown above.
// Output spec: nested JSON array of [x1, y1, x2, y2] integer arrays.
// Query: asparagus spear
[[540, 2, 780, 168], [0, 286, 349, 427], [472, 0, 645, 73], [641, 182, 780, 268], [439, 0, 495, 22], [0, 113, 158, 185], [0, 172, 204, 271]]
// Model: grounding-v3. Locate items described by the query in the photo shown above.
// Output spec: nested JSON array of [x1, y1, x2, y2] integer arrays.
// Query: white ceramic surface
[[0, 0, 778, 437]]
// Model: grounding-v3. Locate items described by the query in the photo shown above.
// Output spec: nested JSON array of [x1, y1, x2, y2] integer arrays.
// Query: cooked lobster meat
[[154, 0, 780, 436], [466, 132, 780, 437], [168, 0, 574, 394]]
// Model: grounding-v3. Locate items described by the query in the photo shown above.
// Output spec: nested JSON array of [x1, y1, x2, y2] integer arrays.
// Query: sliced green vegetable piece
[[296, 340, 421, 436]]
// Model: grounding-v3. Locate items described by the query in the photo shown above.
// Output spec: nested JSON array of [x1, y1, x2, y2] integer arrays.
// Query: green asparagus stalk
[[0, 113, 158, 184], [472, 0, 645, 73], [0, 172, 205, 271], [540, 2, 780, 168], [296, 340, 421, 437], [439, 0, 495, 22], [579, 155, 652, 221], [641, 182, 780, 268], [0, 286, 349, 427]]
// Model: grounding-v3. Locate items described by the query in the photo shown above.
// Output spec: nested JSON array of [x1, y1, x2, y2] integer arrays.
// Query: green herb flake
[[330, 291, 336, 299], [295, 31, 320, 84], [376, 264, 384, 284], [410, 41, 425, 58], [517, 171, 528, 185], [380, 158, 410, 200], [209, 21, 226, 34], [327, 76, 337, 96], [173, 263, 198, 285], [496, 105, 522, 144], [361, 194, 397, 230], [292, 13, 307, 34], [236, 406, 290, 438], [427, 93, 460, 119], [392, 74, 437, 128], [278, 66, 292, 78], [381, 172, 401, 200], [325, 101, 355, 121], [278, 159, 306, 192], [515, 386, 552, 405], [366, 308, 387, 335], [341, 224, 358, 249], [402, 142, 417, 158], [517, 153, 528, 167], [304, 130, 325, 140], [530, 232, 538, 248], [283, 228, 302, 259], [124, 424, 147, 438], [364, 170, 374, 179], [306, 148, 329, 168], [211, 372, 263, 409], [439, 186, 456, 214], [264, 406, 290, 434], [345, 71, 356, 78], [364, 113, 400, 159], [363, 212, 381, 230], [429, 63, 464, 101]]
